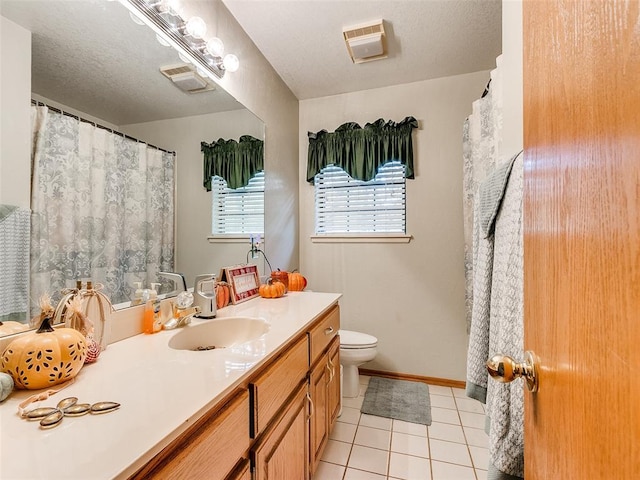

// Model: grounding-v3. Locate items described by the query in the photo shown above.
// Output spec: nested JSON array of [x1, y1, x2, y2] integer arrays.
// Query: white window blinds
[[314, 162, 406, 234], [211, 171, 264, 235]]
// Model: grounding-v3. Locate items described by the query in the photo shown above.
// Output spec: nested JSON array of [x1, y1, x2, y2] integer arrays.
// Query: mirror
[[0, 0, 265, 335]]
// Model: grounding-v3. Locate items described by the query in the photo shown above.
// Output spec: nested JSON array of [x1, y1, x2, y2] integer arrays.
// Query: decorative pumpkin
[[84, 336, 101, 364], [259, 279, 286, 299], [288, 272, 307, 292], [0, 372, 13, 402], [215, 281, 231, 309], [270, 269, 289, 290], [0, 321, 31, 336], [0, 315, 87, 390]]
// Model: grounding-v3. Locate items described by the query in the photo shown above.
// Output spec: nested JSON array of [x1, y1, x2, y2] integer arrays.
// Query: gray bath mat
[[361, 377, 432, 425]]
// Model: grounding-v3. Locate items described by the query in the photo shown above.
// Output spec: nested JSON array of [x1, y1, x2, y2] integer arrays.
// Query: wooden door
[[309, 353, 329, 473], [327, 339, 341, 428], [523, 1, 640, 478]]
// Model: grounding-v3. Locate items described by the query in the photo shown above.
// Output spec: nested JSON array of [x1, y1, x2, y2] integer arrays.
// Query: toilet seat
[[339, 330, 377, 349]]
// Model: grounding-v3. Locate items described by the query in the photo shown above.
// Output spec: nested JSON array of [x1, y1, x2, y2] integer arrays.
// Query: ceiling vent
[[160, 64, 215, 93], [343, 20, 387, 64]]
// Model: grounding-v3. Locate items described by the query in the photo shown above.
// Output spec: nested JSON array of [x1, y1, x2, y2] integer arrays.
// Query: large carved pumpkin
[[0, 316, 87, 390]]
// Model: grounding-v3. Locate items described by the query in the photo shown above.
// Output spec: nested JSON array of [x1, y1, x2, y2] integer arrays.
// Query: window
[[211, 171, 264, 235], [314, 161, 406, 234]]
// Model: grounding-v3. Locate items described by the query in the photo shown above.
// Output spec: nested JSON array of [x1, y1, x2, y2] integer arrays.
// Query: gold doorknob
[[486, 351, 538, 392]]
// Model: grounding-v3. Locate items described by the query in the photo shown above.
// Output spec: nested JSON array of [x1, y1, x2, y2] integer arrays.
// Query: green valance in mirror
[[306, 116, 418, 183], [202, 135, 264, 190]]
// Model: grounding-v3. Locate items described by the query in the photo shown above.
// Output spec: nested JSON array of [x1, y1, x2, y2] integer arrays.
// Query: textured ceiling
[[1, 0, 245, 126], [222, 0, 502, 99]]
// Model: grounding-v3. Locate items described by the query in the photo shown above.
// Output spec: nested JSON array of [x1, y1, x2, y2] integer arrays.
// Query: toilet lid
[[339, 330, 377, 349]]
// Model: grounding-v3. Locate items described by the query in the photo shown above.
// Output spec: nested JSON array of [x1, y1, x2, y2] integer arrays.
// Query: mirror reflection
[[0, 0, 265, 336]]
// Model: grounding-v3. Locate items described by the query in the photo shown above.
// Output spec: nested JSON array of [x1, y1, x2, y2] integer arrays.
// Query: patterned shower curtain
[[30, 106, 175, 312], [462, 55, 504, 330]]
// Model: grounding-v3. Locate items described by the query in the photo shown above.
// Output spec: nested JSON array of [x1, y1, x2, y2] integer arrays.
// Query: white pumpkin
[[0, 371, 14, 401]]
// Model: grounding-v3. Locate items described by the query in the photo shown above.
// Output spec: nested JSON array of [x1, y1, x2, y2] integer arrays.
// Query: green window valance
[[306, 116, 418, 183], [202, 135, 264, 190]]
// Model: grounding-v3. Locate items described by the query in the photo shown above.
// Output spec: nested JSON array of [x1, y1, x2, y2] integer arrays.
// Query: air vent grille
[[342, 20, 387, 64], [160, 63, 215, 93]]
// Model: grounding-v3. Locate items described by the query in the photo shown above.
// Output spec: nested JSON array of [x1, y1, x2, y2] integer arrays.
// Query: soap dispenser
[[131, 282, 144, 306], [193, 274, 217, 318]]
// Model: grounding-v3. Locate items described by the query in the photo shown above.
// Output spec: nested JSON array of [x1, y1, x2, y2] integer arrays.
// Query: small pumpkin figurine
[[259, 278, 286, 299], [0, 296, 87, 390], [0, 372, 13, 401], [288, 272, 307, 292], [215, 281, 231, 309]]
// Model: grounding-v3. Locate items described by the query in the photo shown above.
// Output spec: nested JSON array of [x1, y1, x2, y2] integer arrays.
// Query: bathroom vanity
[[0, 292, 341, 479]]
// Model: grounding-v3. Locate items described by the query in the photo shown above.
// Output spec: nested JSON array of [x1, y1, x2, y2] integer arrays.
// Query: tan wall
[[299, 71, 490, 381], [501, 0, 524, 158], [0, 17, 31, 209]]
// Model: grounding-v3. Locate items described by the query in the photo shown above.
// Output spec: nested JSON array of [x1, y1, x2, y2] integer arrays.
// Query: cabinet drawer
[[134, 389, 250, 480], [250, 334, 309, 438], [309, 305, 340, 367]]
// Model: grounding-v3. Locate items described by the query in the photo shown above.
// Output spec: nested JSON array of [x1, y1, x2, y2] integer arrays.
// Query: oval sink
[[168, 317, 270, 351]]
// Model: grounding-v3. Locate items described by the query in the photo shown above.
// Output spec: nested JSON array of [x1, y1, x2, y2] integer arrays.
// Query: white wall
[[501, 0, 523, 157], [0, 17, 30, 208], [299, 71, 491, 381], [122, 109, 265, 286]]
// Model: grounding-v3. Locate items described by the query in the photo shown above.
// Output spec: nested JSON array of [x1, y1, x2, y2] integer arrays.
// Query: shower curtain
[[30, 106, 175, 312]]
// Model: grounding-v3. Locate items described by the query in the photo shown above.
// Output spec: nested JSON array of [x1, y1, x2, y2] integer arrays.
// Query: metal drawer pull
[[324, 326, 334, 335], [306, 392, 314, 419]]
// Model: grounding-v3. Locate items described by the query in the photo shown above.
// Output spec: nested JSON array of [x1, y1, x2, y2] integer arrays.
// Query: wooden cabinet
[[309, 336, 340, 474], [131, 389, 250, 480], [251, 383, 310, 480]]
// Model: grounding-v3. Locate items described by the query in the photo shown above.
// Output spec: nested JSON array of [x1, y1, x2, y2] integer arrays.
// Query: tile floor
[[312, 375, 489, 480]]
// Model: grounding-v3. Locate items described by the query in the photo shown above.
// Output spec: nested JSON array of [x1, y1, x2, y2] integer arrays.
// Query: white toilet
[[339, 330, 378, 398]]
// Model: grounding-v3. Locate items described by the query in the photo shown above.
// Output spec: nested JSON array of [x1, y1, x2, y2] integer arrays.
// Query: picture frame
[[218, 264, 261, 304]]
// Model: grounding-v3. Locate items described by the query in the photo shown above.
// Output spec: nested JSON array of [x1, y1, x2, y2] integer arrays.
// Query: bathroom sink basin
[[168, 317, 270, 351]]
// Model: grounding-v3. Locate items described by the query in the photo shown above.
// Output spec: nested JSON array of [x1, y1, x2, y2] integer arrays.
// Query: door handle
[[486, 351, 538, 393]]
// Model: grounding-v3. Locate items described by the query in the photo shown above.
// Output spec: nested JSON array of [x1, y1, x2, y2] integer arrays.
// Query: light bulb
[[206, 37, 225, 57], [129, 12, 145, 25], [185, 17, 207, 39], [222, 54, 239, 72], [163, 0, 183, 16], [155, 33, 171, 47]]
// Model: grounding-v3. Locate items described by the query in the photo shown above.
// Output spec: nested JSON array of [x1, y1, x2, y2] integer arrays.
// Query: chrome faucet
[[162, 291, 201, 330], [157, 272, 187, 297]]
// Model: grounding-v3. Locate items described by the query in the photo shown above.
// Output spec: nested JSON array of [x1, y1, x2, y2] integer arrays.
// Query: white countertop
[[0, 292, 341, 480]]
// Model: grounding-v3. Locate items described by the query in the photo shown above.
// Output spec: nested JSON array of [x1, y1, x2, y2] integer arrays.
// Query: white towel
[[0, 205, 30, 319]]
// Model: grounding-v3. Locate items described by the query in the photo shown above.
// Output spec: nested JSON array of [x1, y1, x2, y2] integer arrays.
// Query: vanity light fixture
[[120, 0, 240, 79]]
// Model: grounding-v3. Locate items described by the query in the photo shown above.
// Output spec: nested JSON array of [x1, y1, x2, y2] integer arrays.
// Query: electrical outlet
[[249, 234, 261, 259]]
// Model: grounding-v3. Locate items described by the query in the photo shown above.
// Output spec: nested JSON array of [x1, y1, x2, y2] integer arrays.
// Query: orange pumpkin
[[288, 272, 307, 291], [259, 279, 286, 299], [215, 281, 231, 309], [270, 269, 289, 290], [0, 315, 87, 390]]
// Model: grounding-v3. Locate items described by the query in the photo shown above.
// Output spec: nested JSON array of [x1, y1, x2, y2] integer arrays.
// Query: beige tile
[[388, 452, 431, 480], [339, 406, 362, 425], [430, 394, 457, 409], [428, 422, 466, 444], [452, 387, 467, 398], [347, 445, 389, 476], [390, 431, 430, 458], [430, 407, 461, 425], [359, 375, 371, 386], [331, 421, 358, 443], [342, 394, 364, 410], [359, 413, 393, 431], [321, 439, 352, 466], [475, 468, 488, 480], [459, 411, 485, 429], [469, 446, 489, 470], [463, 427, 489, 448], [428, 385, 453, 396], [354, 425, 391, 450], [393, 419, 428, 437], [313, 461, 346, 480], [431, 460, 476, 480], [429, 439, 472, 467], [454, 397, 485, 414], [344, 467, 386, 480]]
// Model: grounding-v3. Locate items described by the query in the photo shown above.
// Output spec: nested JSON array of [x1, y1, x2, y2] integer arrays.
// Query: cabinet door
[[309, 353, 329, 473], [327, 338, 341, 429], [252, 383, 310, 480]]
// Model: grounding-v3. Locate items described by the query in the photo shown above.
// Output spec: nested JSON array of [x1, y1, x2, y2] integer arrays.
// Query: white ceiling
[[222, 0, 502, 100]]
